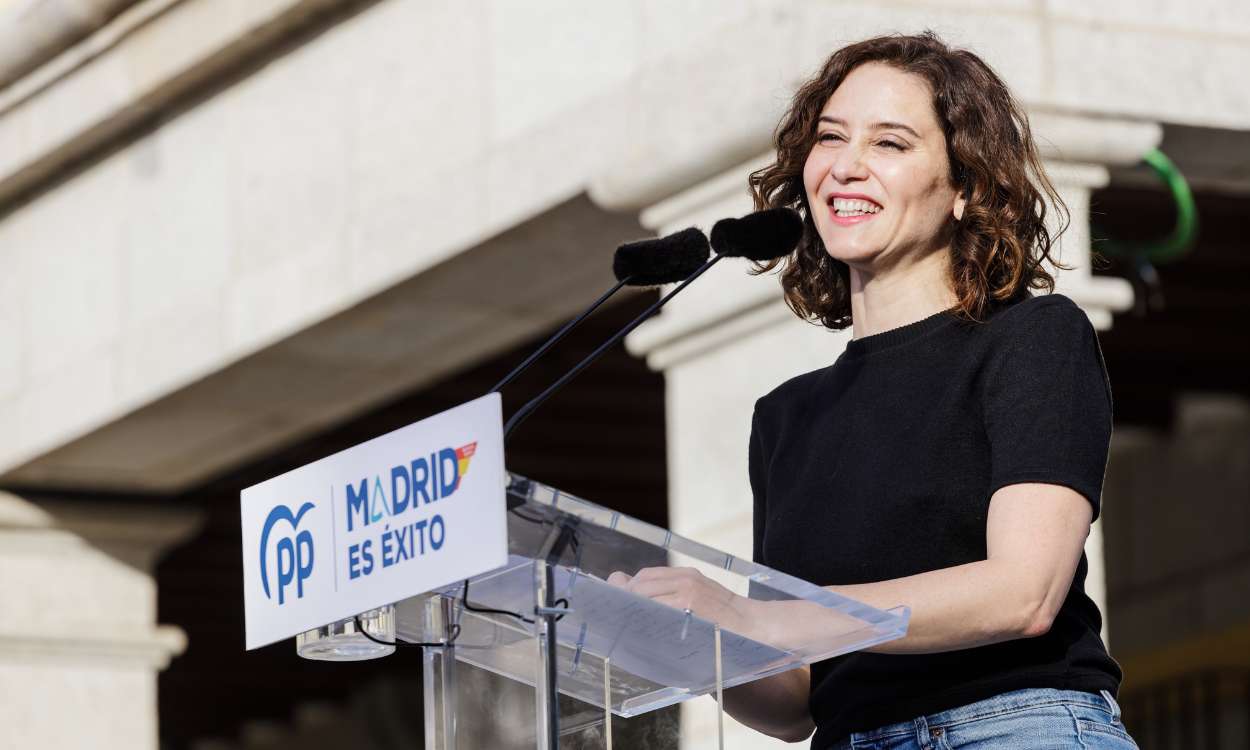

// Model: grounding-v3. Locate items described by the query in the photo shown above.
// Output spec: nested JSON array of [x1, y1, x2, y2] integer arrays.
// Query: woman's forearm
[[739, 485, 1091, 658], [829, 558, 1044, 653], [713, 558, 1036, 741], [754, 558, 1043, 656], [720, 666, 815, 743]]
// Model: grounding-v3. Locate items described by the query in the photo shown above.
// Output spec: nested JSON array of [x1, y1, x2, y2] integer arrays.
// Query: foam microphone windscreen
[[709, 208, 804, 261], [613, 227, 711, 285]]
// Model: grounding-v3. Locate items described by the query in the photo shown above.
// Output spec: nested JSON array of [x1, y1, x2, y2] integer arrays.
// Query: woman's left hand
[[605, 566, 761, 639]]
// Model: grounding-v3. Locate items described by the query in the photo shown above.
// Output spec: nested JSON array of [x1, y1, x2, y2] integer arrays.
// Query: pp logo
[[259, 502, 316, 605]]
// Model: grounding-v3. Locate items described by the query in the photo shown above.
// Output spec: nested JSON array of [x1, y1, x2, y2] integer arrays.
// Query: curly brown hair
[[749, 30, 1068, 329]]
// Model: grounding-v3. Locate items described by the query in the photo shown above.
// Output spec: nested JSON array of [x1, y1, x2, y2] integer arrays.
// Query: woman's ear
[[951, 164, 969, 222]]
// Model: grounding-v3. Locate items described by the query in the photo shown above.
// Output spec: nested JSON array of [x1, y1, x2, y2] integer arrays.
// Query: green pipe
[[1094, 147, 1199, 265]]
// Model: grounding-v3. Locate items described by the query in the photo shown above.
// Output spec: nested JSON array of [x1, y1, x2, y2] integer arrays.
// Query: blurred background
[[0, 1, 1246, 748]]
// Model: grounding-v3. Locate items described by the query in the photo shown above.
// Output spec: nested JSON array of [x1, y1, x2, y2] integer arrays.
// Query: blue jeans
[[825, 688, 1139, 749]]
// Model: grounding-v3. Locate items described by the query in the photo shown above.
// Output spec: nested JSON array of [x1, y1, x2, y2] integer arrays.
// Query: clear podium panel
[[423, 652, 679, 750], [398, 472, 910, 726]]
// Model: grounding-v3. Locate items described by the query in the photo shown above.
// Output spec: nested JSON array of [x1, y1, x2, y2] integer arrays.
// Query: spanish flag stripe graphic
[[453, 442, 477, 490]]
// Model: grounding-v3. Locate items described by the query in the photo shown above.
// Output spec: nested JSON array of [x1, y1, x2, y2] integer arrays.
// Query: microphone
[[709, 207, 805, 262], [613, 227, 712, 286], [486, 227, 710, 394], [503, 208, 803, 440]]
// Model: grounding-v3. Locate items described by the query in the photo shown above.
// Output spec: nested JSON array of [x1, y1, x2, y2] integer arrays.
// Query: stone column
[[0, 492, 201, 749], [624, 114, 1157, 749], [1031, 113, 1163, 648]]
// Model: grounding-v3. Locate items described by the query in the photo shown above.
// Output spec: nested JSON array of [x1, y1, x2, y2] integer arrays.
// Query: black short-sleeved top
[[748, 293, 1122, 748]]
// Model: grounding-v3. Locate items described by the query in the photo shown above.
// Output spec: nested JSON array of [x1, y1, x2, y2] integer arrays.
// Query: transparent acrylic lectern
[[398, 474, 910, 749]]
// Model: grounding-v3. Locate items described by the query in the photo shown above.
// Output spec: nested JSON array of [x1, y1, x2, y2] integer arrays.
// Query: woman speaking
[[608, 31, 1138, 749]]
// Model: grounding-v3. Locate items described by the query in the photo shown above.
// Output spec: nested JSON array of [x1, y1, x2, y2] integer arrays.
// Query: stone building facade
[[1, 1, 1248, 747]]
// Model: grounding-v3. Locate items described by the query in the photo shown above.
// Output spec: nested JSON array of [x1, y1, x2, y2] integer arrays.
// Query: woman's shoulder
[[753, 365, 832, 417], [989, 291, 1086, 324], [981, 292, 1094, 347], [978, 292, 1108, 396]]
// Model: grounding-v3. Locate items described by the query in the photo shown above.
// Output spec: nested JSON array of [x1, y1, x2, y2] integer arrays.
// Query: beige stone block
[[486, 0, 637, 142], [0, 99, 33, 185], [1046, 0, 1250, 39], [590, 13, 796, 211], [17, 171, 126, 383], [0, 48, 132, 176], [11, 348, 117, 471], [795, 2, 1046, 103], [634, 0, 757, 64], [120, 113, 233, 327], [0, 398, 18, 471], [0, 0, 370, 193], [0, 246, 23, 401], [1045, 179, 1095, 278], [118, 0, 291, 94], [0, 662, 155, 750], [0, 490, 200, 750], [223, 53, 351, 279], [225, 243, 347, 358], [482, 104, 614, 232], [0, 531, 155, 633], [344, 160, 487, 301], [116, 292, 226, 408], [1050, 22, 1250, 129], [344, 0, 490, 179], [907, 0, 1034, 8]]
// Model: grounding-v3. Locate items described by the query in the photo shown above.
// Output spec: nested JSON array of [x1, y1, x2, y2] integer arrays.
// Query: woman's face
[[802, 62, 966, 273]]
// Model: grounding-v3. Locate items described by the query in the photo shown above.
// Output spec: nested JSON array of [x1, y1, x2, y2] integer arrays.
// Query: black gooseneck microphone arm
[[486, 275, 632, 394], [485, 227, 709, 396], [503, 253, 727, 441]]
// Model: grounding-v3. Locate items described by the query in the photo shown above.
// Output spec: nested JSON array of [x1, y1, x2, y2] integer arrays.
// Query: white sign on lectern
[[240, 393, 506, 650]]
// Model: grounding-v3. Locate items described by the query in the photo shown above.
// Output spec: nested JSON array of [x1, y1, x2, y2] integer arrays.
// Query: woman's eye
[[816, 134, 905, 150]]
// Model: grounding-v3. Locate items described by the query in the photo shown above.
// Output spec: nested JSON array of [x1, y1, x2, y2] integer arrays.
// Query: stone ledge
[[0, 0, 373, 214], [0, 625, 187, 669], [0, 491, 204, 570], [0, 0, 141, 91]]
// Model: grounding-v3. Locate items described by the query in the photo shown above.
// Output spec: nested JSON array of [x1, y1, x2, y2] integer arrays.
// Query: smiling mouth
[[827, 197, 883, 218], [827, 199, 882, 225]]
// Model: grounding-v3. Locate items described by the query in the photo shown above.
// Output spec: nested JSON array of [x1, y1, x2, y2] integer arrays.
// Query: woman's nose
[[831, 143, 869, 183]]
